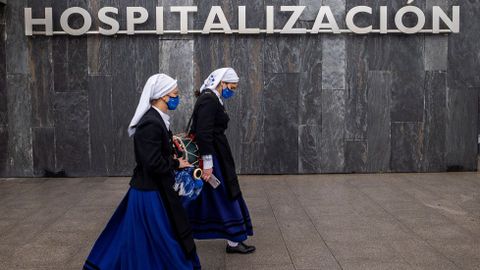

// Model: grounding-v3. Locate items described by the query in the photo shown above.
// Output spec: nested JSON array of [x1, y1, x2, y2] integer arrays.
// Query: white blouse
[[152, 106, 171, 131]]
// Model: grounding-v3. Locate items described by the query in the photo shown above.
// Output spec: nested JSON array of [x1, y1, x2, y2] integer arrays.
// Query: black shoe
[[226, 242, 256, 254]]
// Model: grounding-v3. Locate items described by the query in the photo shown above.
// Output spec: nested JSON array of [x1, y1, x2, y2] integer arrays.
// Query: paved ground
[[0, 173, 479, 270]]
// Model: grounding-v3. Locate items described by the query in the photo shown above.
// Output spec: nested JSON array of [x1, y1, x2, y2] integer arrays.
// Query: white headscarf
[[199, 67, 239, 93], [128, 74, 177, 137]]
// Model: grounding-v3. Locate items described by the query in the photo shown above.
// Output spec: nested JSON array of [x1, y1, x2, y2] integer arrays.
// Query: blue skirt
[[186, 156, 254, 242], [84, 188, 200, 270]]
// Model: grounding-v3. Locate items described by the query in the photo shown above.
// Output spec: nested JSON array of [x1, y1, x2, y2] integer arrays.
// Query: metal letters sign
[[24, 1, 460, 36]]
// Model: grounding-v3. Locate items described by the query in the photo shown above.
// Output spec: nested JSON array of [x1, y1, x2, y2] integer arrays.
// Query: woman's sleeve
[[135, 121, 177, 175], [202, 155, 213, 169], [195, 98, 217, 156]]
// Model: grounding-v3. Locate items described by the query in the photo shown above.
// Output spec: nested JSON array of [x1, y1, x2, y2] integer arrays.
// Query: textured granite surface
[[0, 0, 479, 176]]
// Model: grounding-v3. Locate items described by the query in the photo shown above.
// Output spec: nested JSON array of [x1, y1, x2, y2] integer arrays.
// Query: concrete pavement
[[0, 173, 479, 269]]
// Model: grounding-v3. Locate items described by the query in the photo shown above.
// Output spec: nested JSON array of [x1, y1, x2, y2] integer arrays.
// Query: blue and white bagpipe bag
[[172, 134, 204, 206], [174, 167, 204, 206]]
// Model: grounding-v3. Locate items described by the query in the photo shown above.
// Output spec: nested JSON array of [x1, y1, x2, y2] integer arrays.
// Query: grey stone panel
[[67, 37, 88, 92], [0, 4, 4, 23], [367, 36, 391, 72], [0, 23, 6, 126], [389, 35, 425, 122], [54, 92, 91, 176], [296, 25, 323, 174], [0, 126, 7, 176], [447, 0, 480, 89], [5, 0, 28, 74], [423, 71, 447, 172], [391, 122, 424, 173], [322, 36, 346, 90], [28, 36, 55, 128], [264, 35, 303, 74], [88, 75, 114, 175], [236, 37, 265, 144], [240, 142, 265, 174], [366, 71, 391, 173], [298, 32, 322, 126], [264, 73, 300, 174], [87, 36, 112, 76], [32, 127, 55, 175], [298, 124, 322, 173], [299, 71, 322, 127], [446, 87, 479, 171], [6, 74, 33, 176], [345, 140, 367, 173], [52, 37, 69, 93], [425, 36, 448, 71], [345, 35, 368, 140], [320, 88, 346, 173]]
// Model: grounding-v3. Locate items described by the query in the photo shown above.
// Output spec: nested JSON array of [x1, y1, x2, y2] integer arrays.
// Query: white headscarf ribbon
[[128, 74, 177, 137]]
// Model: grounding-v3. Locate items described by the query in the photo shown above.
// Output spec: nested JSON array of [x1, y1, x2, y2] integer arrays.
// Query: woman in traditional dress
[[186, 68, 255, 254], [84, 74, 201, 270]]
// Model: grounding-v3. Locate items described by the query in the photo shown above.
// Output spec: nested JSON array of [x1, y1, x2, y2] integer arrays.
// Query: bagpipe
[[171, 116, 204, 203]]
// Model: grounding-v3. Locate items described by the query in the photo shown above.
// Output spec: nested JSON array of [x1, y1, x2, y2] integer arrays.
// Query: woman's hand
[[177, 157, 192, 169], [202, 168, 213, 181]]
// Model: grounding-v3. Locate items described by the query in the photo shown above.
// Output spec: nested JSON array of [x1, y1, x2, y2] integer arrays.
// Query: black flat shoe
[[226, 242, 256, 254]]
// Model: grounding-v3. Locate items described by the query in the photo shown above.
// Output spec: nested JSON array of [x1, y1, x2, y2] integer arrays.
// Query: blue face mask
[[221, 87, 235, 99], [166, 96, 180, 110]]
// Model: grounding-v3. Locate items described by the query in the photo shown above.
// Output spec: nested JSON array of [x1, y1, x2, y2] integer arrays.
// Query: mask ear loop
[[160, 96, 168, 105]]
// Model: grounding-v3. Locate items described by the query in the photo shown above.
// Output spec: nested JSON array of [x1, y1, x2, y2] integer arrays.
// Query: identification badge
[[208, 174, 221, 189]]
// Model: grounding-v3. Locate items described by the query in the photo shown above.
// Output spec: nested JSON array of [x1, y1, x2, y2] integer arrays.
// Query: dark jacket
[[129, 108, 196, 259], [190, 90, 242, 200]]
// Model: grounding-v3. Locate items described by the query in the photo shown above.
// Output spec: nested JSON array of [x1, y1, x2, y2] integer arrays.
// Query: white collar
[[211, 89, 224, 105], [152, 106, 171, 130]]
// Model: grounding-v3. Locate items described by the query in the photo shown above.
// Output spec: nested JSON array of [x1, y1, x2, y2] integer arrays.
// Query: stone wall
[[0, 0, 479, 177]]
